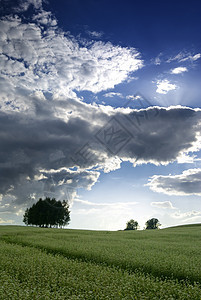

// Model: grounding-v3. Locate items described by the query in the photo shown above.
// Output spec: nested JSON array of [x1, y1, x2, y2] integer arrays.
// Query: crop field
[[0, 225, 201, 299]]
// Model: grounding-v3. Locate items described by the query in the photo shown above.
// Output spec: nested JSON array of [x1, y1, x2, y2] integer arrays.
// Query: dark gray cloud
[[147, 168, 201, 196], [121, 106, 201, 164], [0, 101, 201, 209]]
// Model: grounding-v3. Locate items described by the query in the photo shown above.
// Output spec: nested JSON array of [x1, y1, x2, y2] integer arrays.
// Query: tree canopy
[[125, 219, 139, 230], [23, 197, 70, 228], [145, 218, 161, 229]]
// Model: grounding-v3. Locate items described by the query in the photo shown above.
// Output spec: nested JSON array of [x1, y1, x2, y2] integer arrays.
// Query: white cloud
[[97, 157, 122, 173], [152, 53, 163, 65], [170, 67, 188, 74], [147, 169, 201, 196], [0, 12, 143, 112], [167, 52, 186, 63], [103, 92, 123, 98], [191, 53, 201, 61], [151, 201, 176, 209], [23, 0, 42, 9], [154, 57, 161, 65], [74, 199, 138, 207], [158, 210, 201, 228], [176, 153, 196, 164], [156, 79, 177, 94], [32, 11, 57, 26], [167, 51, 201, 63], [87, 30, 103, 38], [155, 58, 161, 65], [171, 210, 201, 219], [6, 0, 43, 13], [180, 53, 201, 62], [126, 76, 138, 83]]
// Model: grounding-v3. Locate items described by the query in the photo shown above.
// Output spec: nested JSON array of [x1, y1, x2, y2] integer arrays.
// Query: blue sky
[[0, 0, 201, 230]]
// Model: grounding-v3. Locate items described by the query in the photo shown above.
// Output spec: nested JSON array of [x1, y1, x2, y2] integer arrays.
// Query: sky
[[0, 0, 201, 230]]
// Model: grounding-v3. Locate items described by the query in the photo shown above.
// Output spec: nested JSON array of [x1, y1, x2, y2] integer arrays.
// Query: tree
[[145, 218, 161, 230], [125, 219, 139, 230], [23, 197, 70, 228]]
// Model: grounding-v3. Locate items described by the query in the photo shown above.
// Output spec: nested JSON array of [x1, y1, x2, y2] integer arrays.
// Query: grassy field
[[0, 225, 201, 299]]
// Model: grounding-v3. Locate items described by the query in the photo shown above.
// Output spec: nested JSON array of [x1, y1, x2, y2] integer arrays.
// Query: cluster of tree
[[125, 219, 139, 230], [125, 218, 161, 230], [145, 218, 161, 230], [23, 197, 70, 228]]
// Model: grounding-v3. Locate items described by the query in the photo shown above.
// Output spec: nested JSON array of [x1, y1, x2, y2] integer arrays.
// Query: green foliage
[[0, 225, 201, 299], [125, 219, 139, 230], [23, 197, 70, 228], [145, 218, 161, 229]]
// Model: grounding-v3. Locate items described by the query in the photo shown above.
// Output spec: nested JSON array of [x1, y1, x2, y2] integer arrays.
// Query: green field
[[0, 225, 201, 299]]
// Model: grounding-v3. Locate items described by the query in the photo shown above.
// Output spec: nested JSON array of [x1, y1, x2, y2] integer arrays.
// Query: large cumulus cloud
[[0, 4, 143, 111]]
